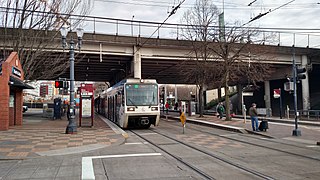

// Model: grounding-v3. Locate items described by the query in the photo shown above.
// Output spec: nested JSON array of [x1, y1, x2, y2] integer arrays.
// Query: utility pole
[[292, 45, 301, 136]]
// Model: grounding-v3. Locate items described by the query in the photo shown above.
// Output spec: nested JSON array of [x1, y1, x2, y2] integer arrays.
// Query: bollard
[[183, 124, 185, 134]]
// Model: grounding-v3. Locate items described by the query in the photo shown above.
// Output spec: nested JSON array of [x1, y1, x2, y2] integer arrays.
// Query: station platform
[[0, 111, 124, 159], [162, 111, 320, 146]]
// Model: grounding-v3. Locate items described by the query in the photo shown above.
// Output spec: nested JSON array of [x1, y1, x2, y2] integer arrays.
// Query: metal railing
[[1, 6, 319, 48], [287, 110, 320, 121]]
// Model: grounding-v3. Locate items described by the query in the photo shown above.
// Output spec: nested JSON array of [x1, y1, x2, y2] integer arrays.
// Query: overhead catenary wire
[[132, 0, 186, 54], [1, 6, 319, 34], [94, 0, 319, 10], [242, 0, 296, 26]]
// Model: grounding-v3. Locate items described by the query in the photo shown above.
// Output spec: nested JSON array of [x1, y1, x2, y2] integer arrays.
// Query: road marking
[[139, 133, 157, 136], [306, 145, 320, 148], [125, 142, 143, 145], [82, 153, 162, 180]]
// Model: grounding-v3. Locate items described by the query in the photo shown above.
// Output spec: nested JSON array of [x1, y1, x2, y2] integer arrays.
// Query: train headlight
[[127, 107, 135, 111], [151, 107, 158, 111]]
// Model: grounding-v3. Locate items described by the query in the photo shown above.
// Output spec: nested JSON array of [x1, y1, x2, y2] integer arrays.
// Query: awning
[[8, 76, 34, 89]]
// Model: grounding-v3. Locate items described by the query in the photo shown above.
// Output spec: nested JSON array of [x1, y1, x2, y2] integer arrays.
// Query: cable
[[242, 0, 296, 26], [94, 0, 319, 10], [132, 0, 186, 54], [0, 6, 319, 35]]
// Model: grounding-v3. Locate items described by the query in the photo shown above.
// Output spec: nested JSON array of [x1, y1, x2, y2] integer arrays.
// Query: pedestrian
[[216, 102, 225, 119], [249, 103, 259, 131], [165, 101, 169, 114], [174, 102, 179, 110]]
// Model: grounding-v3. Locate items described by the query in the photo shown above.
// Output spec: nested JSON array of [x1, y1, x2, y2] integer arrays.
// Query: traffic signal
[[296, 67, 306, 81], [55, 80, 64, 88], [191, 94, 196, 101]]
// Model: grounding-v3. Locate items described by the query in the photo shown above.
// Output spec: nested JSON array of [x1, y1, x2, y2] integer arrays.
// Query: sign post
[[79, 84, 94, 127], [274, 88, 283, 119], [180, 112, 186, 134], [242, 92, 253, 123]]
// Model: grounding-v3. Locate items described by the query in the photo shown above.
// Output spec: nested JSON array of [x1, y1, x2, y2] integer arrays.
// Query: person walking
[[165, 101, 169, 114], [216, 102, 225, 119], [249, 103, 259, 131]]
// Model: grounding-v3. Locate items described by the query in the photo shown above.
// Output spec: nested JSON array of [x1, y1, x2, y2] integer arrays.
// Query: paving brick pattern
[[0, 115, 119, 159], [176, 133, 245, 149]]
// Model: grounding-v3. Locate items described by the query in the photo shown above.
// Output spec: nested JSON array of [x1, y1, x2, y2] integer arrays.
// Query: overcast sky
[[87, 0, 320, 47]]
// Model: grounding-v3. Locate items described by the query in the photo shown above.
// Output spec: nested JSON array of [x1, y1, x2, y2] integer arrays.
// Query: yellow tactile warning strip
[[0, 116, 120, 159]]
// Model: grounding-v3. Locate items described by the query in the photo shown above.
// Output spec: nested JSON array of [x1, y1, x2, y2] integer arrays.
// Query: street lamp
[[131, 15, 134, 36], [161, 87, 165, 113], [60, 25, 84, 134]]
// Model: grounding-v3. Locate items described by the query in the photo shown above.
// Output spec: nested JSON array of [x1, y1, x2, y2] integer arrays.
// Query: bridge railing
[[77, 15, 320, 49], [0, 6, 319, 48]]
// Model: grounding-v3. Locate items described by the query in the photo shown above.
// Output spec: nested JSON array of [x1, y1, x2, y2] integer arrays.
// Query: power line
[[242, 0, 296, 26], [0, 6, 319, 35], [94, 0, 319, 10]]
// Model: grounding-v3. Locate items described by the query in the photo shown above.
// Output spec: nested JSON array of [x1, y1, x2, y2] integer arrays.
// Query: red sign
[[273, 89, 281, 98]]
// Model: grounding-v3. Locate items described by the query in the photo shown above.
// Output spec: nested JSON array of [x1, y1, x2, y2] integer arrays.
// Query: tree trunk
[[218, 88, 222, 102], [199, 85, 204, 117], [225, 70, 231, 121]]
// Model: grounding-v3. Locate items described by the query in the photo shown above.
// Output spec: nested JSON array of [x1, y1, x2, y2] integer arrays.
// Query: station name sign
[[12, 66, 21, 78]]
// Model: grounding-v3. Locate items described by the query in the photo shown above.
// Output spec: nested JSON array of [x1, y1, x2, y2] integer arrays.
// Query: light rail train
[[95, 78, 160, 128]]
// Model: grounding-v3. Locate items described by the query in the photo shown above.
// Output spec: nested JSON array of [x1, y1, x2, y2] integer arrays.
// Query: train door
[[112, 96, 115, 122], [115, 94, 118, 123], [107, 97, 111, 119]]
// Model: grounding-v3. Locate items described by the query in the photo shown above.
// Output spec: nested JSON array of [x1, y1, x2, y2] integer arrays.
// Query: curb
[[161, 115, 275, 139], [233, 115, 320, 127], [162, 115, 247, 134]]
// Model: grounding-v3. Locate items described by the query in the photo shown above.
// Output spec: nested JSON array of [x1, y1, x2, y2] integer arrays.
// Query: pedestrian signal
[[55, 80, 64, 88], [296, 67, 306, 81]]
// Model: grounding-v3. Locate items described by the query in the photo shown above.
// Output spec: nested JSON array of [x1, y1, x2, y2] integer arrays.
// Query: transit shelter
[[0, 52, 33, 130]]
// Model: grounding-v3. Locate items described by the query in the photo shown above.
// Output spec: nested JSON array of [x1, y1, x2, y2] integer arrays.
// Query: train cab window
[[125, 84, 158, 106]]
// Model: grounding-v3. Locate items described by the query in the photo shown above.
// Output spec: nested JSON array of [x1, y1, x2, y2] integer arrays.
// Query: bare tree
[[181, 0, 272, 120], [0, 0, 93, 80], [180, 0, 220, 117]]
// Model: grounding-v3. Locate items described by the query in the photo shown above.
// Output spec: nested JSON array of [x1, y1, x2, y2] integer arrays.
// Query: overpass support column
[[264, 81, 272, 117], [301, 55, 310, 111], [133, 46, 141, 79], [237, 84, 243, 113], [175, 84, 178, 103]]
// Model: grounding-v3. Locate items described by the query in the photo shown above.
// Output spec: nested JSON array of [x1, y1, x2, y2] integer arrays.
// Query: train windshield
[[125, 84, 158, 106]]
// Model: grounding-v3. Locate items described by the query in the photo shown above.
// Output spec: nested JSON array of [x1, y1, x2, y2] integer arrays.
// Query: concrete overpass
[[1, 29, 320, 113], [1, 28, 320, 85]]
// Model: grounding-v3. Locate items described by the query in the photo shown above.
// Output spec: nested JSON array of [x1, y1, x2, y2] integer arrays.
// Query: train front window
[[125, 84, 158, 106]]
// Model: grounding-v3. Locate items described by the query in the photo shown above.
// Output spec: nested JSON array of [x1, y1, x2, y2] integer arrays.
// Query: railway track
[[162, 119, 320, 162], [131, 129, 275, 180]]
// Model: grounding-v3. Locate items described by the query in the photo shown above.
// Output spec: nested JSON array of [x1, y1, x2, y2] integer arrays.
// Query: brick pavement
[[0, 115, 122, 159]]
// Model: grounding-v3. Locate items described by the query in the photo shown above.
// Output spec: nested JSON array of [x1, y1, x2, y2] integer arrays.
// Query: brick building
[[0, 52, 33, 130]]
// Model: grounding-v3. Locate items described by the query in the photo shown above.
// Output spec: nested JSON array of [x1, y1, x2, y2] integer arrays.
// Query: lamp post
[[60, 25, 84, 134], [161, 87, 165, 113], [131, 15, 135, 36]]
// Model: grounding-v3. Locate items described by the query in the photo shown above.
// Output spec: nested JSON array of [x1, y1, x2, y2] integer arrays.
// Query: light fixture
[[76, 28, 84, 49], [60, 25, 69, 37], [60, 24, 69, 48]]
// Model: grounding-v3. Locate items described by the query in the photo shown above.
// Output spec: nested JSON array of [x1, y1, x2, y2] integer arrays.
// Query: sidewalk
[[0, 114, 124, 159], [162, 112, 320, 145]]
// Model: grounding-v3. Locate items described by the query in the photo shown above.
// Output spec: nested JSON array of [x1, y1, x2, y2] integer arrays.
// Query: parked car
[[23, 106, 28, 113]]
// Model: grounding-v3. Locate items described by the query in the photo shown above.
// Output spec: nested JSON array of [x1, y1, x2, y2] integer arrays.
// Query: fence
[[287, 110, 320, 121]]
